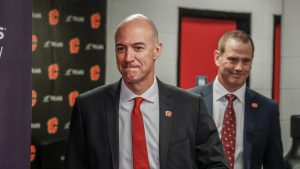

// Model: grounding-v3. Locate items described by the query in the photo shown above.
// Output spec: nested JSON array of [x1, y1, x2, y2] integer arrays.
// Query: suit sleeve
[[195, 97, 229, 169], [263, 103, 284, 169], [65, 97, 88, 169]]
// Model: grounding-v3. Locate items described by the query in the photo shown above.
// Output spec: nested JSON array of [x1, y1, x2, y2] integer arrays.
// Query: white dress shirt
[[213, 77, 245, 169], [119, 78, 160, 169]]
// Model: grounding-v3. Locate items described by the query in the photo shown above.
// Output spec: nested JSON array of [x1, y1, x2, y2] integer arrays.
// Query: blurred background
[[29, 0, 300, 168]]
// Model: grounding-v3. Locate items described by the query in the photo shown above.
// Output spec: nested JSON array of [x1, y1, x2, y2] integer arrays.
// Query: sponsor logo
[[69, 37, 80, 54], [64, 121, 70, 129], [31, 123, 41, 129], [65, 69, 84, 76], [90, 13, 101, 29], [85, 43, 104, 51], [48, 9, 59, 26], [44, 41, 63, 48], [90, 65, 100, 81], [47, 117, 59, 134], [48, 63, 59, 80], [32, 67, 42, 74], [43, 95, 63, 103], [31, 145, 36, 162], [65, 15, 85, 23], [32, 90, 37, 107], [68, 91, 79, 107], [32, 12, 42, 19], [32, 35, 38, 52]]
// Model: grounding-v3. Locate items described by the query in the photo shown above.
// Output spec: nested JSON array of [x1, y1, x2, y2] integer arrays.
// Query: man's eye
[[116, 47, 125, 52], [134, 46, 144, 51], [228, 58, 237, 62], [243, 59, 252, 63]]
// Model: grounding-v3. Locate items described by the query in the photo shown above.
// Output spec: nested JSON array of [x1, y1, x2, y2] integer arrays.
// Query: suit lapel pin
[[251, 102, 258, 109], [164, 111, 173, 117]]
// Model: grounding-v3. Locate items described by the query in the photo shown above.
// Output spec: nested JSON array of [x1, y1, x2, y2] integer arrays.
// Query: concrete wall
[[280, 0, 300, 155]]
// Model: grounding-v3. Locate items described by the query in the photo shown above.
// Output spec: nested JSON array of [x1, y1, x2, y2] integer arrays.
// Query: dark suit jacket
[[65, 79, 229, 169], [189, 83, 284, 169]]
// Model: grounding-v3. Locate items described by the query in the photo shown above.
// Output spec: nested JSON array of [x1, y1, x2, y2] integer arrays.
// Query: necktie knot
[[134, 97, 144, 110], [225, 94, 236, 103]]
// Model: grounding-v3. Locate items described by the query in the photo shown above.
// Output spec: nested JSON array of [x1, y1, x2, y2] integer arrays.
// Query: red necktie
[[221, 94, 237, 169], [131, 97, 150, 169]]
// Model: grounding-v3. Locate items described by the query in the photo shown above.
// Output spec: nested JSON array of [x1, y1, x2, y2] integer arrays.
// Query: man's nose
[[125, 48, 134, 62], [235, 61, 243, 70]]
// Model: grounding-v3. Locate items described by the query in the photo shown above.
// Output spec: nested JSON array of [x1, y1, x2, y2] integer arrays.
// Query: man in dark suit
[[190, 30, 284, 169], [65, 14, 228, 169]]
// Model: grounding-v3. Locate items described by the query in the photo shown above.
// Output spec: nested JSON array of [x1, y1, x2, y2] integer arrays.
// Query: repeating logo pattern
[[90, 13, 101, 29], [69, 37, 80, 54], [32, 35, 38, 52], [48, 9, 59, 26], [32, 90, 37, 107], [30, 145, 37, 162], [31, 0, 106, 166]]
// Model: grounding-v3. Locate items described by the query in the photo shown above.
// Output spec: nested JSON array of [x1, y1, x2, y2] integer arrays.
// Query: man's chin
[[229, 80, 245, 87], [123, 75, 138, 83]]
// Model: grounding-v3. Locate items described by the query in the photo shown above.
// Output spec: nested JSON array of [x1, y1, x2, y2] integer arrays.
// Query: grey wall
[[280, 0, 300, 155]]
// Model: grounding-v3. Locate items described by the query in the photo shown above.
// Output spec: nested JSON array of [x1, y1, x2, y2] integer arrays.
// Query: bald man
[[65, 14, 229, 169]]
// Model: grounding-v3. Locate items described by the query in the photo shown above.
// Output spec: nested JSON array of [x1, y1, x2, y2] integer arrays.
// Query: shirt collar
[[213, 76, 246, 103], [120, 77, 158, 103]]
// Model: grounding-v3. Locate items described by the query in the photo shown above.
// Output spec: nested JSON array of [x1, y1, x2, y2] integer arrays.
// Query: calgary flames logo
[[32, 90, 37, 107], [69, 37, 80, 54], [48, 9, 59, 26], [32, 35, 38, 52], [90, 65, 100, 81], [48, 63, 59, 80], [69, 90, 79, 107], [30, 145, 36, 162], [90, 13, 101, 29], [47, 117, 59, 134]]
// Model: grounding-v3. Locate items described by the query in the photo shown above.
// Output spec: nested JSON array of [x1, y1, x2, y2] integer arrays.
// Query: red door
[[179, 17, 237, 89]]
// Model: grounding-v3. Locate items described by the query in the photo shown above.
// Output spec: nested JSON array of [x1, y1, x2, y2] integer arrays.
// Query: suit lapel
[[243, 88, 256, 169], [157, 79, 173, 169], [200, 84, 213, 116], [106, 81, 121, 169]]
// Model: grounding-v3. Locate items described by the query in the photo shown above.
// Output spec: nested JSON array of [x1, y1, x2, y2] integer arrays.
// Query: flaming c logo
[[48, 63, 59, 80], [32, 35, 38, 52], [90, 13, 101, 29], [47, 117, 58, 134], [48, 9, 59, 26], [90, 65, 100, 81], [69, 91, 79, 107], [30, 145, 36, 162], [69, 37, 80, 54], [32, 90, 37, 107]]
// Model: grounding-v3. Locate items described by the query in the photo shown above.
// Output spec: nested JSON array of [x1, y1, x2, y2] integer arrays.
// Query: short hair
[[218, 30, 254, 56]]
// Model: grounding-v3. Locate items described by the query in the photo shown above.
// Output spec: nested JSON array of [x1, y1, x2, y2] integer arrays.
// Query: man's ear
[[153, 42, 163, 60], [214, 50, 220, 66]]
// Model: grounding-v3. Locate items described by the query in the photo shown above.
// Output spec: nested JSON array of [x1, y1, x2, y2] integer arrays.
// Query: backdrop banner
[[0, 0, 32, 168], [31, 0, 106, 168]]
